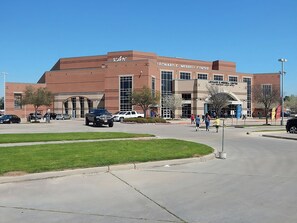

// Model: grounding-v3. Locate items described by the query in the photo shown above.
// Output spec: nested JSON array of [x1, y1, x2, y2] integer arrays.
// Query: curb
[[262, 134, 297, 141], [0, 153, 216, 184]]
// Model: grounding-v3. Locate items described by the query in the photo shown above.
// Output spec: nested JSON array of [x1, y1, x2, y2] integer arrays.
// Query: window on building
[[14, 93, 22, 109], [262, 84, 272, 94], [198, 73, 208, 80], [120, 76, 133, 111], [180, 72, 191, 80], [243, 77, 252, 117], [214, 75, 223, 81], [182, 104, 191, 118], [229, 76, 238, 82], [152, 77, 156, 98], [161, 71, 173, 118], [182, 93, 191, 100]]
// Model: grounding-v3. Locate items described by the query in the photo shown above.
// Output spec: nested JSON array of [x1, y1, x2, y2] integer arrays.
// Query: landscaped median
[[0, 132, 213, 176]]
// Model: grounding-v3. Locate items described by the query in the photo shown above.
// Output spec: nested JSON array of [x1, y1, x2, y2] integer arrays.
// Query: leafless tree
[[207, 85, 229, 117], [162, 94, 182, 119], [253, 85, 280, 125]]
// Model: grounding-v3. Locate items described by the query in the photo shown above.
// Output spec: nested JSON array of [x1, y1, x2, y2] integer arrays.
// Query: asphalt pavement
[[0, 118, 297, 223]]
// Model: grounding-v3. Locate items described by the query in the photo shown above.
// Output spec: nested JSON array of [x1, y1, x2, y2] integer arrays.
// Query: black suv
[[85, 109, 114, 127], [286, 117, 297, 134]]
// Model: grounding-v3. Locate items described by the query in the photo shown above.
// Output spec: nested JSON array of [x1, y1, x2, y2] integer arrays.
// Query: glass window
[[198, 74, 208, 80], [161, 71, 173, 118], [120, 76, 133, 111], [180, 72, 191, 80], [262, 84, 272, 94], [243, 77, 252, 117], [152, 77, 156, 98], [214, 75, 223, 81], [182, 94, 191, 100], [182, 104, 191, 118], [14, 93, 22, 109], [229, 76, 238, 82]]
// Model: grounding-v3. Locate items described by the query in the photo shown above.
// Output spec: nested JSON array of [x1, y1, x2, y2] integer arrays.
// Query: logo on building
[[113, 56, 127, 62]]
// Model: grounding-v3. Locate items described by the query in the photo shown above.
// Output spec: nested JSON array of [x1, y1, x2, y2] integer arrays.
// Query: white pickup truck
[[113, 111, 144, 122]]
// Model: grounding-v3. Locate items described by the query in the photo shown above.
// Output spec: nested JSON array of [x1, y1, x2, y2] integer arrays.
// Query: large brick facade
[[5, 50, 280, 120]]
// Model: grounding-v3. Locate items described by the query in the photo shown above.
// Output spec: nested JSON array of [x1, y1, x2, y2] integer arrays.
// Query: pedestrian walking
[[195, 115, 201, 131], [214, 116, 220, 133], [205, 113, 211, 131], [190, 114, 195, 124]]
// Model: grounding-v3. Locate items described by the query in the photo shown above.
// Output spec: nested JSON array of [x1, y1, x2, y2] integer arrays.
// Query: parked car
[[85, 109, 114, 127], [43, 112, 57, 120], [56, 114, 71, 120], [113, 110, 144, 122], [0, 114, 21, 124], [27, 112, 42, 122], [286, 117, 297, 134]]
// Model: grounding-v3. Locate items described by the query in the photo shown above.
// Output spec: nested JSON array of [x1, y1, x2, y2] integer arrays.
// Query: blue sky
[[0, 0, 296, 97]]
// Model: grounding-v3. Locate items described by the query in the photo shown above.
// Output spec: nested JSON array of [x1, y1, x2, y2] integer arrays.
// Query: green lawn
[[0, 132, 154, 144], [0, 139, 213, 175]]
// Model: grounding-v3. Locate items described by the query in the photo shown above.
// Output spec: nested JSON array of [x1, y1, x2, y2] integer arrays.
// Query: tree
[[162, 94, 182, 119], [0, 97, 3, 110], [253, 85, 280, 125], [131, 86, 160, 118], [207, 85, 229, 117], [22, 86, 53, 121], [285, 95, 297, 113]]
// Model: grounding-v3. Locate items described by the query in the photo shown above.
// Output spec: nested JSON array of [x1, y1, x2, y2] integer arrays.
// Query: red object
[[275, 105, 281, 119]]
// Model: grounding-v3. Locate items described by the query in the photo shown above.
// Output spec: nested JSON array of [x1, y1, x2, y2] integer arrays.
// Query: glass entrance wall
[[182, 104, 191, 118], [161, 71, 173, 118], [120, 76, 133, 111], [243, 77, 252, 117]]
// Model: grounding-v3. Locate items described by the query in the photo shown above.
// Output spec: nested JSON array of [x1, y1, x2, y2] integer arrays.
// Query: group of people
[[190, 113, 220, 133]]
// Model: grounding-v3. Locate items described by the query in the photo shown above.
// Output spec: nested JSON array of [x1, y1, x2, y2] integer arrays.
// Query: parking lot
[[1, 120, 297, 222]]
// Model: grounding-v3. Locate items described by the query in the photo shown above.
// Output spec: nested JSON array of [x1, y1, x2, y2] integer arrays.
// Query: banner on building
[[271, 107, 276, 120], [275, 105, 281, 119]]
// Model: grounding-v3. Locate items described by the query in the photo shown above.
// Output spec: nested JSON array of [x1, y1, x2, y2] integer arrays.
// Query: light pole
[[278, 58, 287, 126], [1, 72, 7, 114]]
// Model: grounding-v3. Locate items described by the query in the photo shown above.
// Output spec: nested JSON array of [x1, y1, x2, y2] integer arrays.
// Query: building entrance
[[182, 104, 191, 118], [162, 108, 171, 119], [206, 103, 242, 118]]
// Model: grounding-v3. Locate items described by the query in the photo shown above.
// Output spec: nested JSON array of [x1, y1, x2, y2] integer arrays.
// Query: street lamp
[[0, 72, 7, 114], [278, 58, 287, 126]]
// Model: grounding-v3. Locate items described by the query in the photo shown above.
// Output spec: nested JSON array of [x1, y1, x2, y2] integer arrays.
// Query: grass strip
[[0, 139, 213, 175], [0, 132, 154, 144]]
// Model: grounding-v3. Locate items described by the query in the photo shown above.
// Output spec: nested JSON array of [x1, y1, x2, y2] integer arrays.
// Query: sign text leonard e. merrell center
[[157, 62, 209, 70]]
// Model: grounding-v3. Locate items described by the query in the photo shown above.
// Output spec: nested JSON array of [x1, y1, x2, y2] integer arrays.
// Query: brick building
[[5, 50, 280, 120]]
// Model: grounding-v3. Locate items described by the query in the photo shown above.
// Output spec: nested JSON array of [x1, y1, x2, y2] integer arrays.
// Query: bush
[[123, 117, 167, 123]]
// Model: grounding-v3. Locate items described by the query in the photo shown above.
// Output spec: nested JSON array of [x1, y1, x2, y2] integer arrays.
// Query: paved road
[[0, 120, 297, 223]]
